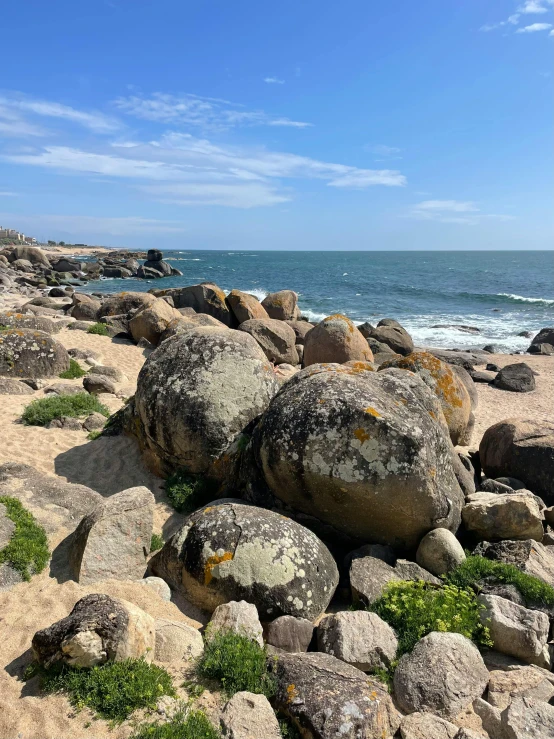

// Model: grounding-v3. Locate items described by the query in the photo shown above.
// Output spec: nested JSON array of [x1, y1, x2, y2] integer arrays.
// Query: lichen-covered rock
[[158, 283, 235, 326], [132, 327, 278, 477], [239, 318, 299, 365], [154, 619, 204, 663], [393, 632, 489, 718], [255, 365, 464, 547], [0, 328, 70, 378], [207, 600, 263, 646], [474, 539, 554, 587], [261, 290, 299, 321], [379, 351, 472, 445], [98, 291, 156, 318], [32, 594, 155, 668], [416, 528, 466, 576], [0, 312, 62, 334], [480, 419, 554, 501], [271, 652, 401, 739], [69, 487, 154, 584], [129, 298, 182, 346], [149, 502, 338, 620], [303, 314, 374, 366], [226, 289, 270, 324], [317, 610, 398, 672], [265, 615, 314, 653], [221, 692, 282, 739], [462, 492, 544, 542]]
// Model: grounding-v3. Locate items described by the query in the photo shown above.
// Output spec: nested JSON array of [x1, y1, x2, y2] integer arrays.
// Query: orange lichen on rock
[[286, 684, 297, 704], [364, 406, 381, 417], [204, 551, 234, 585], [354, 428, 370, 443]]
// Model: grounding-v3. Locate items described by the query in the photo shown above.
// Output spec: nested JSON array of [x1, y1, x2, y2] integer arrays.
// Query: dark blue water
[[81, 250, 554, 351]]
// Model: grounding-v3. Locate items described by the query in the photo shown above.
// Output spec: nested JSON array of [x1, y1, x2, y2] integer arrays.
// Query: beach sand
[[0, 321, 552, 738]]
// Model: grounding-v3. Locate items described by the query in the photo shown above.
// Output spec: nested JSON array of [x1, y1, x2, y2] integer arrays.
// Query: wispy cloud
[[0, 103, 47, 137], [410, 200, 514, 225], [0, 213, 187, 236], [516, 21, 552, 31], [480, 0, 553, 32], [0, 94, 120, 133], [520, 0, 552, 13], [0, 190, 19, 196], [264, 77, 285, 85], [114, 92, 311, 130]]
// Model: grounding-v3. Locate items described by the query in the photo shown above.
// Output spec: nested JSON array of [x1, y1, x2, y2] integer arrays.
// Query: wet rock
[[154, 619, 204, 663], [207, 601, 263, 646], [239, 318, 299, 365], [226, 289, 269, 323], [0, 328, 70, 378], [462, 492, 544, 542], [261, 290, 299, 321], [221, 692, 281, 739], [494, 363, 536, 392], [32, 593, 155, 668], [150, 502, 338, 620], [393, 631, 489, 718], [416, 528, 466, 576], [317, 610, 397, 672], [69, 487, 154, 583], [303, 314, 374, 366], [265, 615, 314, 653]]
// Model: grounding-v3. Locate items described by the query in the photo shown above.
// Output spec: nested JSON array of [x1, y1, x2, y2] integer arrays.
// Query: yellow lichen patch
[[354, 428, 370, 443], [347, 361, 375, 374], [429, 467, 436, 478], [364, 406, 381, 417], [204, 551, 234, 585], [286, 684, 297, 704]]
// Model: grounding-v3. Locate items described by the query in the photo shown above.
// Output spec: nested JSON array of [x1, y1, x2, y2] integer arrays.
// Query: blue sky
[[0, 0, 552, 249]]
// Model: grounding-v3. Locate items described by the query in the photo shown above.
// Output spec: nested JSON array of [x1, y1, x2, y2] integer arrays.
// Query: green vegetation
[[0, 496, 49, 581], [150, 533, 164, 552], [87, 322, 109, 336], [446, 555, 554, 607], [87, 430, 103, 440], [197, 630, 276, 698], [35, 658, 175, 724], [22, 393, 109, 426], [371, 580, 492, 659], [279, 717, 302, 738], [165, 470, 215, 514], [131, 710, 221, 739], [58, 359, 87, 379]]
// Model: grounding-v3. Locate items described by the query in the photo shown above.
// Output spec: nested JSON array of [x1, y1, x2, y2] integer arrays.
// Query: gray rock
[[221, 692, 281, 739], [303, 315, 374, 366], [462, 492, 544, 542], [82, 412, 106, 431], [350, 556, 400, 606], [272, 652, 401, 739], [285, 320, 314, 345], [399, 712, 459, 739], [87, 364, 124, 381], [154, 283, 235, 326], [529, 327, 554, 350], [32, 593, 155, 668], [394, 559, 442, 584], [150, 502, 338, 620], [0, 502, 15, 549], [0, 311, 62, 334], [365, 323, 414, 356], [478, 594, 550, 667], [154, 619, 204, 663], [70, 294, 101, 321], [487, 666, 554, 710], [496, 476, 527, 490], [494, 363, 536, 392], [0, 328, 70, 378], [474, 539, 554, 587], [500, 695, 554, 739], [473, 698, 503, 739], [69, 486, 154, 583], [44, 383, 84, 396], [317, 610, 398, 672], [83, 374, 116, 394], [255, 364, 464, 548], [97, 291, 156, 318], [416, 528, 466, 576], [393, 631, 489, 718], [140, 576, 171, 601], [471, 370, 497, 383], [238, 318, 299, 365], [129, 299, 182, 346], [261, 290, 299, 321], [207, 601, 263, 646], [265, 615, 314, 653], [0, 378, 34, 394], [480, 478, 515, 494]]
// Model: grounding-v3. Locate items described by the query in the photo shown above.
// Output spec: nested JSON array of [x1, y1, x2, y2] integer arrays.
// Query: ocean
[[82, 250, 554, 351]]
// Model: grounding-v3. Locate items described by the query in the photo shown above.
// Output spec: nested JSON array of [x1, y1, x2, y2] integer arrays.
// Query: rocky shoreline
[[1, 244, 554, 739]]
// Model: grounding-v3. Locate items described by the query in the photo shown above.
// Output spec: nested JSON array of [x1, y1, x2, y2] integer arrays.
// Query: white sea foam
[[497, 293, 554, 305]]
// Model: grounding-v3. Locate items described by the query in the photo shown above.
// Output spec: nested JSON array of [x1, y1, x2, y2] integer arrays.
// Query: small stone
[[207, 601, 263, 646], [154, 619, 204, 663], [140, 576, 171, 601], [221, 691, 281, 739], [83, 374, 116, 395], [416, 528, 466, 576], [82, 412, 106, 431]]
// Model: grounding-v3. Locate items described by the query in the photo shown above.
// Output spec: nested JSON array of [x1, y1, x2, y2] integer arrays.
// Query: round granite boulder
[[0, 329, 70, 378], [254, 364, 464, 548], [150, 502, 339, 620], [303, 314, 374, 367]]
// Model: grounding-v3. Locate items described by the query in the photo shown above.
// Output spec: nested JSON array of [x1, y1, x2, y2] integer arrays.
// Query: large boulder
[[365, 322, 414, 356], [494, 363, 536, 393], [317, 610, 398, 672], [254, 365, 464, 548], [70, 293, 101, 321], [132, 327, 278, 477], [50, 257, 81, 273], [271, 652, 401, 739], [285, 320, 314, 345], [393, 631, 489, 718], [500, 695, 554, 739], [486, 666, 554, 710], [0, 329, 70, 378], [226, 289, 269, 323], [157, 283, 235, 326], [221, 692, 281, 739], [0, 378, 34, 394], [0, 312, 62, 334], [379, 351, 472, 445], [265, 615, 314, 653], [238, 318, 299, 365], [32, 593, 155, 668], [97, 291, 156, 318], [149, 502, 339, 620], [261, 290, 299, 321], [480, 419, 554, 501], [7, 245, 51, 268], [69, 487, 154, 584], [303, 314, 374, 367], [128, 298, 182, 346], [462, 492, 544, 542]]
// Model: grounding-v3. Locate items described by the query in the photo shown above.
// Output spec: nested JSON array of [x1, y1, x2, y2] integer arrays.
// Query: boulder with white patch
[[254, 364, 464, 548], [149, 502, 339, 620], [0, 328, 70, 378]]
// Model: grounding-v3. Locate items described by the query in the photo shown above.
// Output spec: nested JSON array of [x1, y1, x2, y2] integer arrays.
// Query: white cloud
[[516, 21, 552, 30], [264, 77, 285, 84], [328, 170, 407, 188], [0, 104, 47, 137], [519, 0, 552, 13], [114, 92, 312, 130], [0, 95, 120, 133], [0, 191, 19, 196], [141, 182, 289, 208], [410, 200, 514, 224], [481, 1, 553, 31]]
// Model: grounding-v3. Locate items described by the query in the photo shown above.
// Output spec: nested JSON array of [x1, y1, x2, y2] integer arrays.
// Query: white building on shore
[[0, 227, 36, 243]]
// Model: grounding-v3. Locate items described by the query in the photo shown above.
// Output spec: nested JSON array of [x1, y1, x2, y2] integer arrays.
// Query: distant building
[[0, 226, 35, 243]]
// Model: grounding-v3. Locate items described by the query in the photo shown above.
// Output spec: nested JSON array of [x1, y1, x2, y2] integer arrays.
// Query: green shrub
[[165, 470, 215, 514], [150, 533, 164, 552], [87, 429, 102, 440], [445, 555, 554, 607], [0, 496, 49, 580], [371, 580, 492, 658], [58, 359, 86, 379], [87, 322, 109, 336], [197, 630, 276, 698], [22, 393, 110, 426], [279, 716, 302, 738], [36, 658, 175, 723], [131, 709, 221, 739]]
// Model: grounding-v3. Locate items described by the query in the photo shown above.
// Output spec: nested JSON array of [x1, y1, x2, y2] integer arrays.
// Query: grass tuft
[[35, 658, 175, 724], [22, 393, 110, 426], [445, 555, 554, 607], [0, 496, 49, 581], [197, 630, 276, 698], [58, 359, 87, 379], [150, 533, 164, 552], [165, 470, 215, 514], [87, 322, 109, 336], [131, 709, 221, 739]]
